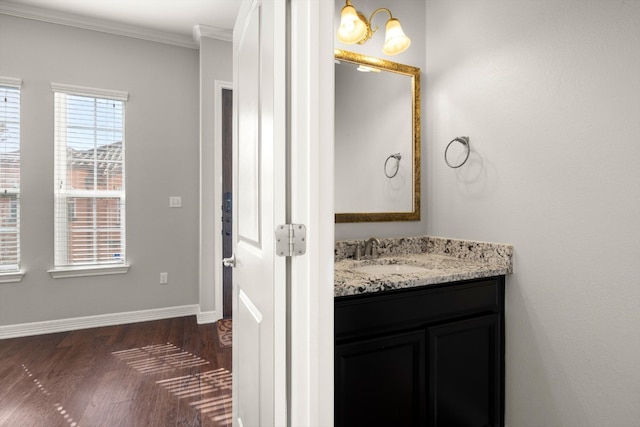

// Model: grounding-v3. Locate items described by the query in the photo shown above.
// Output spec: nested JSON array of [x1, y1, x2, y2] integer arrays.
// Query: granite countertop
[[334, 236, 513, 297]]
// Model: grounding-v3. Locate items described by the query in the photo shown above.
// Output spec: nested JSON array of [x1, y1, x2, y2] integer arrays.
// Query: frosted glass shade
[[382, 18, 411, 55], [337, 5, 367, 44]]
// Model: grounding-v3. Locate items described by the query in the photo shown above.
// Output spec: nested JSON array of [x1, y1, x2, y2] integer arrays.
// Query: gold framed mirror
[[334, 49, 420, 223]]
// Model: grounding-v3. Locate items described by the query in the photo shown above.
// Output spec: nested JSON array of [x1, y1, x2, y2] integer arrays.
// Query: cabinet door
[[335, 329, 426, 427], [427, 314, 502, 427]]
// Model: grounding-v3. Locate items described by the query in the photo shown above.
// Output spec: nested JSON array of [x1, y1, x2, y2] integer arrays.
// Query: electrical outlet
[[160, 272, 168, 284]]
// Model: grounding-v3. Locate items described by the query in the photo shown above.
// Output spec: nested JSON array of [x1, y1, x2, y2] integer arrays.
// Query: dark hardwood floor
[[0, 316, 232, 427]]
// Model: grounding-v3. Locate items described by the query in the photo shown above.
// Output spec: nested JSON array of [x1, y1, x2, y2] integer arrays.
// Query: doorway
[[221, 88, 233, 318]]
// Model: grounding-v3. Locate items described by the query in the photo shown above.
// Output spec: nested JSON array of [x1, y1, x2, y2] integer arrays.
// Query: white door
[[232, 0, 287, 426]]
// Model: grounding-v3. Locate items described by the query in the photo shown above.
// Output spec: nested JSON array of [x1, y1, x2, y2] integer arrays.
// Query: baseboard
[[0, 304, 200, 339], [196, 310, 221, 325]]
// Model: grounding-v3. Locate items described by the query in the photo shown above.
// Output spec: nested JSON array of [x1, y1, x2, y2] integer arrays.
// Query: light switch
[[169, 196, 182, 208]]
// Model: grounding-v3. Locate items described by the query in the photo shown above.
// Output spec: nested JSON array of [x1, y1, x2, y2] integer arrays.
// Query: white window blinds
[[52, 83, 128, 268], [0, 77, 21, 272]]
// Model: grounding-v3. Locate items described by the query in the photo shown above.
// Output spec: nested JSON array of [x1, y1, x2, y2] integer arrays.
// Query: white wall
[[425, 1, 640, 425], [334, 0, 426, 240], [0, 15, 204, 326]]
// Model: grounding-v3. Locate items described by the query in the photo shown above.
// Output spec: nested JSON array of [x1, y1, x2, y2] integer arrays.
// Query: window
[[0, 77, 21, 275], [52, 83, 128, 272]]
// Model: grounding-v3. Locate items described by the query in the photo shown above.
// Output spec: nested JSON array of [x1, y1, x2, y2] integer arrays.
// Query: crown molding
[[0, 0, 201, 49], [193, 24, 233, 46]]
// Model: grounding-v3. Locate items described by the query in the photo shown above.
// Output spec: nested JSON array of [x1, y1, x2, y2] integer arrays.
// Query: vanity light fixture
[[337, 0, 411, 55]]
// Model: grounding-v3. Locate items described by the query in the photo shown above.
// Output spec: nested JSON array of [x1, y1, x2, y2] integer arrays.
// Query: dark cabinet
[[335, 276, 505, 427], [428, 314, 501, 426], [336, 329, 426, 426]]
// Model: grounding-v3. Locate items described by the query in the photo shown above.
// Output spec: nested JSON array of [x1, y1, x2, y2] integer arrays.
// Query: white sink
[[353, 264, 430, 274]]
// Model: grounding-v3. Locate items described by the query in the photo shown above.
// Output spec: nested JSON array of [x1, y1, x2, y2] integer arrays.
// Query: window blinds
[[0, 78, 21, 272], [52, 84, 127, 267]]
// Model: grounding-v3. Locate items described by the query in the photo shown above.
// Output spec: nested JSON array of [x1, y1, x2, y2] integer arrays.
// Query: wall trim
[[47, 264, 130, 279], [0, 2, 200, 49], [193, 24, 232, 45], [196, 310, 220, 325], [50, 82, 129, 101], [0, 270, 25, 283], [0, 304, 199, 339], [0, 76, 22, 88]]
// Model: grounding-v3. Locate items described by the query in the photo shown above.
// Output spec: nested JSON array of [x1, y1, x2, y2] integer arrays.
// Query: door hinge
[[275, 224, 306, 257]]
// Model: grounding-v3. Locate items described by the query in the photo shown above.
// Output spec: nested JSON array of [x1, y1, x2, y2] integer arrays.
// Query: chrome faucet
[[353, 241, 363, 260], [363, 237, 381, 259]]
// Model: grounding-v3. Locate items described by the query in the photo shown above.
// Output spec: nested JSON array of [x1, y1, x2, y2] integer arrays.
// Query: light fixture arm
[[355, 7, 393, 45], [367, 8, 393, 38]]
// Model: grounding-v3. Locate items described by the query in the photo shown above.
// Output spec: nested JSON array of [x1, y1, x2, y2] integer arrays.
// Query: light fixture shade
[[337, 5, 368, 44], [382, 18, 411, 55]]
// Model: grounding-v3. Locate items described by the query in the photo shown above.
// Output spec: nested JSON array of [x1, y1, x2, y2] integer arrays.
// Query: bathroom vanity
[[334, 236, 513, 427]]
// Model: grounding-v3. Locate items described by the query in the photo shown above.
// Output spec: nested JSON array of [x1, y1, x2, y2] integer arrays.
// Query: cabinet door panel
[[335, 329, 426, 427], [428, 314, 501, 427]]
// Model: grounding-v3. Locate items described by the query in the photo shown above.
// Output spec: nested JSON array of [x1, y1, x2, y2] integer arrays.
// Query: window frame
[[0, 76, 24, 283], [49, 83, 129, 278]]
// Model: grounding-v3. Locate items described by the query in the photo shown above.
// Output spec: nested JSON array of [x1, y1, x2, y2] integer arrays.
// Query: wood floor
[[0, 316, 232, 427]]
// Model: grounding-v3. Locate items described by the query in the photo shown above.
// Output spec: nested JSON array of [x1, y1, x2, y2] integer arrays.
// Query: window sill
[[48, 264, 130, 279], [0, 271, 25, 283]]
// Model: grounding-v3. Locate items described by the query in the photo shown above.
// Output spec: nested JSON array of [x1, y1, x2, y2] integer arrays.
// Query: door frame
[[200, 79, 232, 324], [214, 79, 233, 321], [196, 0, 334, 423], [288, 1, 335, 425]]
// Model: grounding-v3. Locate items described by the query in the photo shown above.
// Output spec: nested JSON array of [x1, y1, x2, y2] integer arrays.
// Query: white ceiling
[[0, 0, 242, 44]]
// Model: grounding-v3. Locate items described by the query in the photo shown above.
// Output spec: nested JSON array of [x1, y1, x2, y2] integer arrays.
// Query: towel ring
[[384, 153, 402, 178], [444, 136, 470, 168]]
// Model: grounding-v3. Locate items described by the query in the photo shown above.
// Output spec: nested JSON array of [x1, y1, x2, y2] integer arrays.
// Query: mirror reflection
[[334, 49, 420, 223]]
